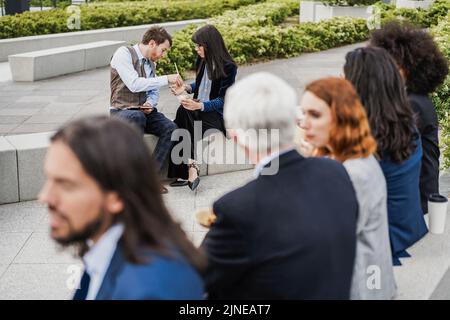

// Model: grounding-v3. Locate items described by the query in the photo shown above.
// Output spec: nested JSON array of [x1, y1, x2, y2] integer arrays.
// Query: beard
[[50, 205, 108, 250]]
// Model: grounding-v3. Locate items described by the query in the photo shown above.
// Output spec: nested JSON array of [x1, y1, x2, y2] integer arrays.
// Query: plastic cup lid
[[428, 193, 448, 203]]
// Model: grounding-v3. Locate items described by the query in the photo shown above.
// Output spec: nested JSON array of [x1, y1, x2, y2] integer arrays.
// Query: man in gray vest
[[110, 26, 180, 193]]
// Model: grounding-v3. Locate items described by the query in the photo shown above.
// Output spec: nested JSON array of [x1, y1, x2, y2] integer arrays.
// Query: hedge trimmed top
[[0, 0, 263, 39]]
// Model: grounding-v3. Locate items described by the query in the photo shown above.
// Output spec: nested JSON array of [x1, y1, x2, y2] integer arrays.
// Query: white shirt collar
[[83, 223, 124, 300], [253, 147, 295, 178], [133, 44, 146, 63]]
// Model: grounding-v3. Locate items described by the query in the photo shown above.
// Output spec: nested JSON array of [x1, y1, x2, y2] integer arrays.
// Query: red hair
[[305, 77, 377, 162]]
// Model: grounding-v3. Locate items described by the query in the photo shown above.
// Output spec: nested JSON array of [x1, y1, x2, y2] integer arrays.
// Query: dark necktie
[[73, 270, 91, 300], [140, 59, 147, 78], [142, 58, 156, 78]]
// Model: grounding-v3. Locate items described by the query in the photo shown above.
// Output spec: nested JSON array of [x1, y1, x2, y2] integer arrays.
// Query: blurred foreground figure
[[39, 116, 205, 300]]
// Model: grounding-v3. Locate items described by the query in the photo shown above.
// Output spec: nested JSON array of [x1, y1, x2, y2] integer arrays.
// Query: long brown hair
[[192, 24, 236, 80], [305, 77, 377, 162], [51, 116, 206, 272]]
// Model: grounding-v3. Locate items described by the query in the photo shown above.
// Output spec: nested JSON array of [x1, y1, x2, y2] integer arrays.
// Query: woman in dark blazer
[[370, 22, 449, 215], [344, 47, 428, 266], [169, 24, 237, 191]]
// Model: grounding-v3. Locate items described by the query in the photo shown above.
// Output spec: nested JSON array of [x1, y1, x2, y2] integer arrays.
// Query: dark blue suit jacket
[[203, 150, 358, 299], [93, 244, 204, 300]]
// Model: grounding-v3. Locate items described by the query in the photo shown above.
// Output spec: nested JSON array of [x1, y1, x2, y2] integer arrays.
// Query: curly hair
[[370, 21, 449, 95], [305, 77, 377, 163], [344, 47, 417, 163]]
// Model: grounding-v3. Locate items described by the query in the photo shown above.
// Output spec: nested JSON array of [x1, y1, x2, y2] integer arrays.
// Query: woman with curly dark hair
[[344, 47, 428, 266], [370, 21, 449, 215]]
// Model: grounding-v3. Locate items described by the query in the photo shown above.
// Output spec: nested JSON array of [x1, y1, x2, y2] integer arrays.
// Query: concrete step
[[0, 131, 255, 205], [9, 40, 125, 81], [0, 136, 19, 203], [2, 132, 52, 202]]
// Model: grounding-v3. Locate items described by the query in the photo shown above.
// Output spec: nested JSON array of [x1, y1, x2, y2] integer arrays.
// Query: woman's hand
[[181, 98, 203, 111], [170, 82, 187, 96]]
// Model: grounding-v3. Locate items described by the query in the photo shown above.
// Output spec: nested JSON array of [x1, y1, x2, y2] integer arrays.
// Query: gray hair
[[224, 72, 298, 153]]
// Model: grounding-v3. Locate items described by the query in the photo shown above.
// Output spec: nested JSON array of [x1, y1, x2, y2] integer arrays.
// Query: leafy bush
[[156, 0, 368, 74], [431, 13, 450, 169], [90, 0, 260, 1], [0, 0, 263, 39], [426, 0, 450, 26], [29, 0, 70, 7], [376, 0, 450, 28], [156, 0, 300, 73]]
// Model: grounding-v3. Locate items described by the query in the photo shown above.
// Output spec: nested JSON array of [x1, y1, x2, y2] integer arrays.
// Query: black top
[[409, 93, 440, 214], [202, 150, 358, 299]]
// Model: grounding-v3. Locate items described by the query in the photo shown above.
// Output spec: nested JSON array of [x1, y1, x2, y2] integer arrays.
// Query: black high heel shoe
[[188, 162, 200, 191]]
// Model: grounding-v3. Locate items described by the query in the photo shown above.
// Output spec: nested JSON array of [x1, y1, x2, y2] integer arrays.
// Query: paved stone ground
[[0, 169, 449, 300], [0, 42, 363, 135], [394, 173, 450, 300], [0, 169, 253, 300]]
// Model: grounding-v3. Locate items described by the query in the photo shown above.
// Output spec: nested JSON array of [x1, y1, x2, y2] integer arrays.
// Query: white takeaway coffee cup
[[428, 193, 448, 234]]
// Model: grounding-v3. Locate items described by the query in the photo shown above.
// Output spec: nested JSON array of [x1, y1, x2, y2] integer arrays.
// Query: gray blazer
[[343, 155, 396, 300]]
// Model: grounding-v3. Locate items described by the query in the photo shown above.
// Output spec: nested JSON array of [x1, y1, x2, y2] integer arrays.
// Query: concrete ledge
[[5, 132, 53, 202], [9, 40, 125, 81], [0, 137, 19, 204], [0, 19, 206, 62], [0, 131, 250, 204], [205, 133, 254, 175]]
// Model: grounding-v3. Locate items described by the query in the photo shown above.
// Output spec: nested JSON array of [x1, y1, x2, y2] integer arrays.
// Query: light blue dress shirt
[[197, 65, 212, 104], [82, 223, 124, 300], [110, 44, 168, 108]]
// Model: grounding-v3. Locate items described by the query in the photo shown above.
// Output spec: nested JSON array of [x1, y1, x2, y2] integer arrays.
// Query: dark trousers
[[168, 106, 225, 180], [110, 108, 177, 171]]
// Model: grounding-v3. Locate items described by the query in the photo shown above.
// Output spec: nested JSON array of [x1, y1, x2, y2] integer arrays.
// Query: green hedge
[[157, 0, 367, 74], [158, 17, 368, 74], [157, 0, 299, 73], [376, 0, 450, 28], [159, 0, 446, 74], [29, 0, 70, 7], [0, 0, 262, 39], [431, 13, 450, 169]]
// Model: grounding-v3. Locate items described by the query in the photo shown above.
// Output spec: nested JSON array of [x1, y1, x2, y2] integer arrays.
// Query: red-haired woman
[[298, 77, 396, 300]]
